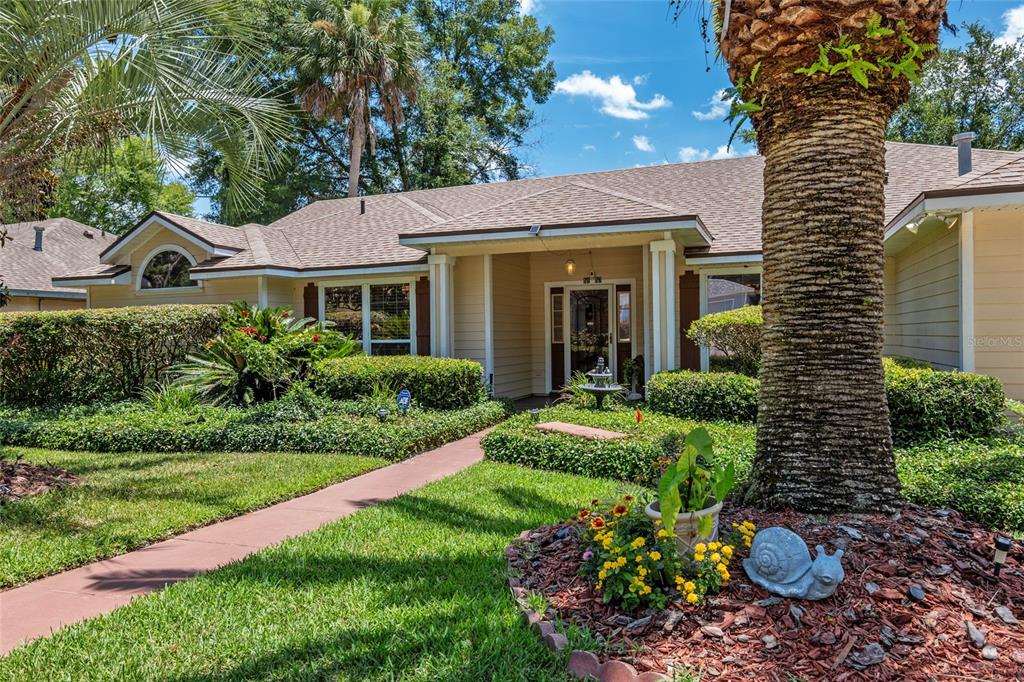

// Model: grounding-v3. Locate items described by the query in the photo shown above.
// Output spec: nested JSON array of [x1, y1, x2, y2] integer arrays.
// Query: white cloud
[[677, 144, 754, 163], [632, 74, 648, 86], [612, 131, 621, 139], [554, 70, 671, 120], [997, 5, 1024, 46], [632, 135, 655, 153], [582, 144, 596, 152], [692, 88, 733, 121], [518, 0, 537, 16]]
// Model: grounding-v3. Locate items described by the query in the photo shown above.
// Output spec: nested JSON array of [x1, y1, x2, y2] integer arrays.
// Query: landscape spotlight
[[994, 537, 1013, 577]]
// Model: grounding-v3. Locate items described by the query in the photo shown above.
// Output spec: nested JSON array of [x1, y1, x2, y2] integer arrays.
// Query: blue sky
[[522, 0, 1024, 178]]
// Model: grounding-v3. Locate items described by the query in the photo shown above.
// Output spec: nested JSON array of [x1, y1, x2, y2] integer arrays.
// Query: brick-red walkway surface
[[0, 430, 488, 655]]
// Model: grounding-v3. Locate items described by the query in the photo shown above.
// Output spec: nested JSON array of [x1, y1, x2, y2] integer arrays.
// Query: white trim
[[135, 244, 202, 293], [360, 285, 372, 354], [101, 214, 240, 264], [883, 191, 1024, 242], [544, 285, 553, 394], [257, 276, 268, 308], [9, 289, 87, 300], [699, 273, 709, 372], [642, 243, 652, 384], [409, 279, 418, 356], [400, 219, 708, 248], [685, 253, 762, 266], [651, 247, 662, 374], [191, 263, 429, 281], [53, 272, 131, 287], [317, 285, 326, 323], [665, 247, 677, 370], [483, 254, 495, 390], [427, 255, 456, 357], [959, 211, 975, 372], [318, 279, 418, 355]]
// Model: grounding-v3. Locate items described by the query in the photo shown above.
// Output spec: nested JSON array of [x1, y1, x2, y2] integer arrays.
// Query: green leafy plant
[[687, 306, 762, 377], [141, 383, 199, 412], [175, 301, 358, 405], [724, 62, 763, 147], [312, 355, 485, 410], [657, 428, 735, 537]]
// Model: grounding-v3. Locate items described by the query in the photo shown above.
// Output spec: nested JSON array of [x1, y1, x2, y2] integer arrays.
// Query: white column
[[649, 239, 678, 374], [642, 244, 652, 383], [698, 272, 710, 372], [428, 254, 456, 357], [257, 276, 268, 309], [483, 254, 495, 391], [959, 211, 975, 372]]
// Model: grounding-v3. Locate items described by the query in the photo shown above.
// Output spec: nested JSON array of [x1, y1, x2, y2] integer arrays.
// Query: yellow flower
[[617, 556, 627, 567], [721, 546, 734, 559], [631, 536, 646, 549], [720, 569, 731, 581], [649, 551, 662, 561], [694, 543, 707, 554], [731, 522, 739, 529], [710, 552, 721, 563], [683, 581, 695, 593], [642, 585, 652, 595], [598, 569, 608, 579], [657, 529, 670, 538], [708, 542, 721, 551], [654, 519, 663, 526], [686, 592, 699, 604], [638, 567, 648, 577], [743, 521, 755, 530], [743, 537, 752, 548], [596, 580, 603, 590], [717, 562, 728, 573], [602, 538, 613, 550], [635, 555, 643, 562], [694, 553, 705, 563]]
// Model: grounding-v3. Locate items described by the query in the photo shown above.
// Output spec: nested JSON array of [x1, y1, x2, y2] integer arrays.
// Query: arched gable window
[[138, 246, 198, 290]]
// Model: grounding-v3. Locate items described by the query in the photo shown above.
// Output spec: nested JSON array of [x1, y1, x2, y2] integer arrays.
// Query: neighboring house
[[1, 218, 112, 312], [55, 140, 1024, 399]]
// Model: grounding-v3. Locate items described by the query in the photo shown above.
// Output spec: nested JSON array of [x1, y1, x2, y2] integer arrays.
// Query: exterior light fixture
[[994, 537, 1013, 577], [565, 259, 576, 275], [529, 408, 541, 422], [376, 407, 389, 423]]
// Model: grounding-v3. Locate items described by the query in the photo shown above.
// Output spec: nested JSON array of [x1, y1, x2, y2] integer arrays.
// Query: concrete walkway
[[0, 430, 488, 655]]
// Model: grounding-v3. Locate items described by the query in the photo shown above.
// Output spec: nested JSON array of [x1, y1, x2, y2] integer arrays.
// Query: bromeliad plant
[[657, 428, 736, 538], [175, 301, 359, 405]]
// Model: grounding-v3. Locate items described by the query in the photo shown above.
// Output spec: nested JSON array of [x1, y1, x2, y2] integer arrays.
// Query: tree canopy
[[889, 23, 1024, 150], [193, 0, 555, 224], [51, 138, 196, 235]]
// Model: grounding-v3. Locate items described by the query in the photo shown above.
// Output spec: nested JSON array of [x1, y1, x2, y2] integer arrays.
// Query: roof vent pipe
[[360, 198, 365, 215], [33, 225, 44, 251], [953, 132, 977, 176]]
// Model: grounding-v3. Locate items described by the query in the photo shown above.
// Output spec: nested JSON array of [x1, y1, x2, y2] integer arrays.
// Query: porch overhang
[[398, 217, 711, 251]]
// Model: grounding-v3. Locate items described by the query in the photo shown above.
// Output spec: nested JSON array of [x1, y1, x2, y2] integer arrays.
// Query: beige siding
[[453, 255, 486, 367], [2, 296, 84, 312], [265, 277, 302, 312], [973, 208, 1024, 399], [527, 246, 645, 395], [492, 253, 532, 398], [883, 222, 960, 370]]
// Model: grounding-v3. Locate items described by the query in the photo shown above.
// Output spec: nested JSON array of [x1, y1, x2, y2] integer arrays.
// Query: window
[[139, 248, 195, 289], [707, 273, 761, 313], [323, 282, 415, 355], [551, 293, 564, 343], [617, 289, 631, 343], [324, 286, 363, 339]]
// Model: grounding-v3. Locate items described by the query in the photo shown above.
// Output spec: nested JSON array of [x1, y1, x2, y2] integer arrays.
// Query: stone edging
[[505, 531, 671, 682]]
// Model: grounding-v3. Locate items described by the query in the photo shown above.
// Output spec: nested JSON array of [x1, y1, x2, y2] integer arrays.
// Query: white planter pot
[[645, 499, 723, 555]]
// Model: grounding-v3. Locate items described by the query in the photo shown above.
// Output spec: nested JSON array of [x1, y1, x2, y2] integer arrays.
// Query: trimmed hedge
[[647, 370, 759, 423], [312, 355, 485, 410], [647, 363, 1006, 445], [883, 358, 1006, 445], [687, 305, 762, 376], [0, 305, 222, 405], [482, 405, 756, 485], [0, 399, 510, 461]]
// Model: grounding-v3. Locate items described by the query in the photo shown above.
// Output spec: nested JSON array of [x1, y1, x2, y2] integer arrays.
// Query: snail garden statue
[[742, 527, 845, 600]]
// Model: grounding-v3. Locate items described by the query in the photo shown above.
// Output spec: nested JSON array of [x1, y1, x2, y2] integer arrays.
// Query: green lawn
[[0, 463, 631, 681], [0, 448, 385, 588]]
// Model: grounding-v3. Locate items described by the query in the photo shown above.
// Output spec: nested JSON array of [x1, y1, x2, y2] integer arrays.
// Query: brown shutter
[[303, 283, 318, 319], [679, 272, 700, 370], [416, 276, 431, 355]]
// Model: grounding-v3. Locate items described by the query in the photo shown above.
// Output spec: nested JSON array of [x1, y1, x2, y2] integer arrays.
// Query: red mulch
[[0, 458, 77, 502], [512, 503, 1024, 680]]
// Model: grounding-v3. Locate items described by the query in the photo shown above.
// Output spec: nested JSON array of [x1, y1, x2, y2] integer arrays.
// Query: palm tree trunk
[[745, 86, 901, 513], [347, 129, 364, 198]]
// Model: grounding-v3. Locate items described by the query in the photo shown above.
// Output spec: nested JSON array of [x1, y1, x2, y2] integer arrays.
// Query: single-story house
[[54, 139, 1024, 399], [1, 218, 112, 312]]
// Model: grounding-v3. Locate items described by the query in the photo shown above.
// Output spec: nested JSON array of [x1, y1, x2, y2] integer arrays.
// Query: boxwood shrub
[[0, 399, 509, 461], [646, 363, 1005, 445], [312, 355, 485, 410], [647, 370, 759, 423], [0, 305, 222, 405], [482, 405, 756, 485]]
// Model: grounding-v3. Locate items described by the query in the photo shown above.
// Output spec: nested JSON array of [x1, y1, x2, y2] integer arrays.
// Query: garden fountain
[[580, 357, 624, 410]]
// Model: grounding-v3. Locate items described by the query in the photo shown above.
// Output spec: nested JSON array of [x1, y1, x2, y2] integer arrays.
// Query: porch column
[[649, 239, 678, 374], [428, 254, 456, 357]]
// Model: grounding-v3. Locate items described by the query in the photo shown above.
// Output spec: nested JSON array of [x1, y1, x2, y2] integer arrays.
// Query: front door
[[566, 286, 613, 381]]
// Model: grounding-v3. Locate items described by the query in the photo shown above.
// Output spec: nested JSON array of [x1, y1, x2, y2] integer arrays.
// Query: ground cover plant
[[0, 447, 384, 588], [483, 404, 1024, 532], [0, 463, 624, 680], [0, 384, 508, 459]]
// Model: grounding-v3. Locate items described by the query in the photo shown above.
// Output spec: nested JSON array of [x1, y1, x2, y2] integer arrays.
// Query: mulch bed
[[514, 503, 1024, 680], [0, 458, 78, 502]]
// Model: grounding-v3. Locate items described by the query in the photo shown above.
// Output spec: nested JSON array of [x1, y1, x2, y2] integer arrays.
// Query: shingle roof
[[68, 142, 1024, 277], [1, 218, 112, 296]]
